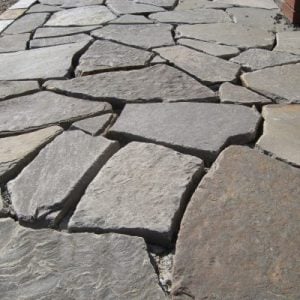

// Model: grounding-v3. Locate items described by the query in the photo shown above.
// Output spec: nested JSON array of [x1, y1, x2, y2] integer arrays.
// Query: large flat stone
[[44, 65, 216, 105], [0, 20, 13, 33], [0, 126, 62, 184], [155, 45, 240, 84], [107, 0, 164, 14], [10, 0, 36, 9], [0, 219, 165, 299], [274, 31, 300, 55], [172, 146, 300, 300], [61, 0, 105, 8], [0, 9, 26, 20], [26, 4, 63, 13], [241, 63, 300, 103], [257, 104, 300, 167], [214, 0, 278, 9], [69, 142, 204, 246], [0, 33, 30, 53], [0, 91, 111, 135], [175, 0, 233, 10], [39, 0, 66, 5], [135, 0, 176, 8], [0, 81, 39, 100], [108, 103, 261, 163], [8, 131, 119, 225]]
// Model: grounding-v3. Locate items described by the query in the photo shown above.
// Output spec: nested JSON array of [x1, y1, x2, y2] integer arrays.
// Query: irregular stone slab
[[0, 91, 111, 135], [107, 0, 164, 14], [257, 104, 300, 167], [0, 33, 30, 53], [150, 55, 166, 64], [176, 23, 275, 49], [241, 63, 300, 103], [0, 219, 165, 299], [75, 40, 152, 76], [155, 45, 240, 84], [110, 14, 154, 24], [178, 38, 239, 58], [69, 142, 204, 246], [0, 126, 62, 184], [39, 0, 66, 5], [274, 31, 300, 55], [0, 81, 39, 100], [0, 20, 13, 33], [219, 82, 272, 106], [214, 0, 278, 9], [0, 42, 89, 80], [108, 103, 261, 162], [61, 0, 104, 8], [10, 0, 36, 9], [26, 4, 63, 13], [176, 0, 233, 10], [9, 131, 119, 225], [172, 146, 300, 300], [92, 24, 174, 49], [0, 9, 26, 20], [44, 65, 216, 105], [135, 0, 176, 8], [45, 6, 116, 26]]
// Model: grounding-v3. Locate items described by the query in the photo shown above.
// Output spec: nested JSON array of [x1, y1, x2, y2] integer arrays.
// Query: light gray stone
[[155, 45, 240, 84], [110, 14, 154, 24], [44, 65, 216, 105], [61, 0, 105, 8], [26, 4, 63, 13], [10, 0, 36, 9], [274, 31, 300, 55], [107, 0, 165, 14], [0, 20, 13, 33], [172, 146, 300, 300], [214, 0, 278, 9], [75, 40, 153, 76], [241, 63, 300, 103], [176, 0, 233, 10], [0, 81, 39, 100], [38, 0, 66, 5], [257, 104, 300, 167], [135, 0, 176, 8], [108, 103, 261, 163], [0, 33, 30, 53], [0, 9, 26, 20], [150, 55, 167, 64], [69, 142, 204, 246], [0, 219, 165, 299], [92, 24, 174, 49], [176, 23, 275, 49], [0, 91, 112, 135], [0, 126, 63, 183]]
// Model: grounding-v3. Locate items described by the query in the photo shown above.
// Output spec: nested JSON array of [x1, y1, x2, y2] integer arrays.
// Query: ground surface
[[0, 0, 17, 14]]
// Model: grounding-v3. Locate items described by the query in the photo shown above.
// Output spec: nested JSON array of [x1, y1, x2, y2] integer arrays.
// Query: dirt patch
[[0, 0, 18, 14]]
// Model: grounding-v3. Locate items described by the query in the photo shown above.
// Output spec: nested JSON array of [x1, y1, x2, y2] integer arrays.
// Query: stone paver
[[274, 31, 300, 55], [39, 0, 65, 5], [136, 0, 176, 8], [172, 146, 300, 300], [0, 20, 13, 33], [0, 80, 39, 100], [175, 0, 233, 10], [0, 8, 25, 20], [26, 4, 63, 13], [61, 0, 105, 8], [69, 142, 204, 246], [110, 14, 153, 24], [107, 0, 165, 14], [10, 0, 36, 9], [0, 33, 30, 53], [214, 0, 278, 9]]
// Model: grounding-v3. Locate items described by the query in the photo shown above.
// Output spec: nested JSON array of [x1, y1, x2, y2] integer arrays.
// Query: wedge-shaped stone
[[0, 20, 13, 33], [26, 4, 63, 13], [175, 0, 233, 10], [155, 45, 240, 84], [0, 91, 112, 135], [0, 219, 165, 299], [0, 126, 62, 184], [0, 33, 30, 53], [9, 0, 37, 9], [107, 0, 164, 14], [172, 146, 300, 300], [61, 0, 104, 8], [0, 81, 39, 100], [135, 0, 176, 8], [274, 31, 300, 55], [110, 14, 154, 24], [69, 142, 204, 246], [241, 64, 300, 103], [45, 65, 216, 105], [108, 103, 261, 163], [214, 0, 278, 9], [9, 131, 119, 225]]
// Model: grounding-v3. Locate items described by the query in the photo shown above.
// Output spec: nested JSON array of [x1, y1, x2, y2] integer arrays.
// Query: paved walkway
[[0, 0, 300, 299]]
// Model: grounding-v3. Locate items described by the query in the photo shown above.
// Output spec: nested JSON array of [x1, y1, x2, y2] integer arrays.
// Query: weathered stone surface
[[0, 81, 39, 100], [92, 24, 174, 49], [0, 126, 63, 184], [0, 193, 7, 218], [241, 63, 300, 103], [75, 40, 152, 76], [108, 103, 261, 162], [0, 20, 13, 33], [176, 0, 233, 10], [0, 9, 26, 20], [176, 23, 275, 49], [136, 0, 176, 8], [44, 65, 216, 105], [274, 31, 300, 55], [0, 33, 30, 53], [0, 91, 111, 135], [231, 48, 300, 71], [257, 104, 300, 167], [172, 146, 300, 300], [219, 82, 272, 106], [45, 6, 116, 26], [110, 14, 154, 24], [0, 219, 165, 299], [61, 0, 104, 8], [150, 55, 166, 64], [155, 45, 240, 84], [107, 0, 164, 14], [0, 42, 89, 80], [26, 4, 63, 13], [39, 0, 65, 5], [69, 142, 204, 246], [214, 0, 278, 9], [10, 0, 36, 9], [9, 131, 119, 225]]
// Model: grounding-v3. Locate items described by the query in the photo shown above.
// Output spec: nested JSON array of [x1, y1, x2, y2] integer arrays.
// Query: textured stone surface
[[108, 103, 261, 162], [69, 142, 204, 246], [9, 131, 119, 225], [214, 0, 278, 9], [10, 0, 36, 9], [0, 126, 62, 184], [0, 33, 30, 53], [175, 0, 233, 10], [136, 0, 176, 8], [0, 193, 6, 218], [92, 24, 174, 49], [75, 40, 152, 76], [107, 0, 164, 14], [26, 4, 63, 13], [110, 14, 153, 24], [155, 45, 240, 84], [0, 80, 39, 100], [241, 63, 300, 103], [172, 146, 300, 300], [45, 65, 216, 105], [0, 8, 25, 20], [0, 20, 13, 33], [150, 55, 166, 64], [257, 104, 300, 167], [275, 31, 300, 55], [61, 0, 104, 8], [0, 91, 111, 135], [39, 0, 65, 5], [0, 219, 165, 299]]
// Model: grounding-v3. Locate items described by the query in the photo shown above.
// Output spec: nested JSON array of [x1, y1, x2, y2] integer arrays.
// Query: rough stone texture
[[108, 103, 261, 163], [75, 40, 152, 76], [0, 91, 112, 135], [45, 65, 216, 105], [92, 24, 174, 49], [214, 0, 278, 9], [172, 146, 300, 300], [39, 0, 65, 5], [26, 4, 63, 13], [107, 0, 164, 14], [8, 131, 119, 225], [10, 0, 36, 9], [0, 80, 39, 100], [61, 0, 104, 8], [274, 31, 300, 55], [176, 23, 275, 49], [110, 14, 154, 24], [150, 55, 166, 64], [0, 219, 165, 299], [0, 126, 63, 184], [241, 63, 300, 103], [69, 142, 204, 246], [0, 193, 7, 218], [0, 33, 30, 53], [257, 104, 300, 167], [136, 0, 176, 8], [0, 8, 25, 20], [0, 20, 13, 33], [155, 45, 240, 84], [175, 0, 233, 10]]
